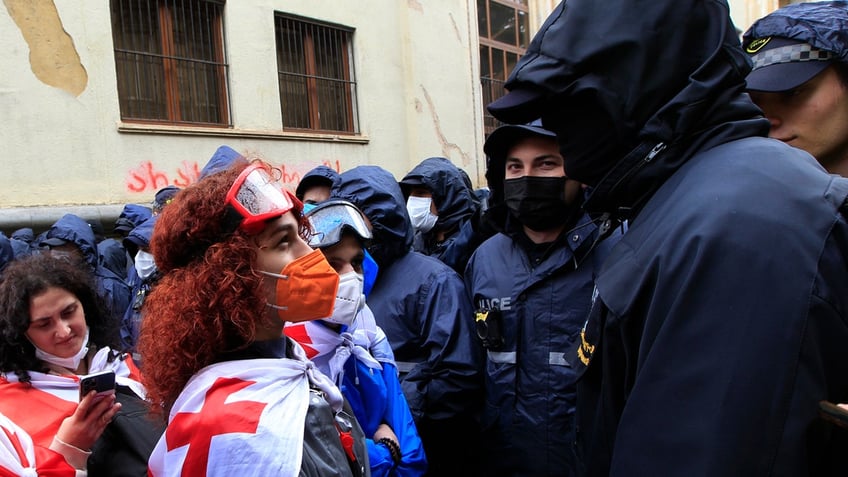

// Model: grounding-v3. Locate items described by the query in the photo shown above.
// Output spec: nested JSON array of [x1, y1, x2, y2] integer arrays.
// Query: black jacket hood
[[399, 157, 479, 233], [493, 0, 769, 221]]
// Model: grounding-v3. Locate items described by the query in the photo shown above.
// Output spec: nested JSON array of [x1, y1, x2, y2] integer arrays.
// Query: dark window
[[110, 0, 230, 127], [478, 0, 529, 135], [275, 14, 358, 134]]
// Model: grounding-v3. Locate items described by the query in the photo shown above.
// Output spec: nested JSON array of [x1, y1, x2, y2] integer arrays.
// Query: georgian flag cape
[[147, 341, 343, 477], [0, 413, 79, 477], [286, 305, 430, 477], [284, 304, 395, 384], [0, 347, 144, 448]]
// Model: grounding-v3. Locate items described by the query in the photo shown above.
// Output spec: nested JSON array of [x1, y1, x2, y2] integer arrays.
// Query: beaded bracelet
[[376, 437, 401, 465]]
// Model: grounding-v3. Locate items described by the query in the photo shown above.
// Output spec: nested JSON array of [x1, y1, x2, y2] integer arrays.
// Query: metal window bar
[[481, 76, 507, 136], [275, 14, 357, 134], [479, 0, 527, 136], [111, 0, 230, 126]]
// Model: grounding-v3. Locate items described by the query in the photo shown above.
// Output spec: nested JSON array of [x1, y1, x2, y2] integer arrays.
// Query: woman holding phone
[[0, 253, 158, 475]]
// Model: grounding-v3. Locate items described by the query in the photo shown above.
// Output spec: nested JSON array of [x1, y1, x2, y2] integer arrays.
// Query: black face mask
[[503, 176, 573, 232]]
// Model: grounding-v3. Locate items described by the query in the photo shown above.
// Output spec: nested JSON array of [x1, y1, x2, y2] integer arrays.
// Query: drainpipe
[[0, 205, 127, 236]]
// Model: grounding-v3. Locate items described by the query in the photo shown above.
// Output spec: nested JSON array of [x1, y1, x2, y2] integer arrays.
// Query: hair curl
[[0, 253, 117, 383], [138, 160, 308, 415]]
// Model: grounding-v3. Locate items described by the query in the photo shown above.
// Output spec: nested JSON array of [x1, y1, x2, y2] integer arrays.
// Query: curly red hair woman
[[138, 158, 371, 476]]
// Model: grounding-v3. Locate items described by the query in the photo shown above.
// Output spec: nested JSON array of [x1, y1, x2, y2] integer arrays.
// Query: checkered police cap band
[[751, 43, 834, 70]]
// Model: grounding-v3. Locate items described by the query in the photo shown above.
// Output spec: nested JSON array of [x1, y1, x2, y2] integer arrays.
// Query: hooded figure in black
[[399, 157, 486, 275], [488, 0, 848, 475], [333, 165, 483, 477], [39, 213, 132, 335]]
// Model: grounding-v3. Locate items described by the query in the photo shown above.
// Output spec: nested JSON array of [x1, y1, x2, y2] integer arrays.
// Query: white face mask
[[134, 250, 157, 280], [34, 327, 90, 371], [407, 196, 438, 234], [323, 272, 365, 327]]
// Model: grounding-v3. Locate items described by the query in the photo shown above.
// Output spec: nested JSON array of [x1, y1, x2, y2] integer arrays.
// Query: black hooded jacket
[[493, 0, 848, 475], [399, 157, 484, 274]]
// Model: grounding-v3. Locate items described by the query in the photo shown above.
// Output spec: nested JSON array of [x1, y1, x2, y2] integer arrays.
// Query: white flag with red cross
[[147, 353, 341, 477], [0, 413, 77, 477]]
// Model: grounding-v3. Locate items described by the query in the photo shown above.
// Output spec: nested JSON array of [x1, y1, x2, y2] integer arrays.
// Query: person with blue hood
[[199, 144, 246, 180], [464, 120, 618, 476], [299, 164, 380, 297], [332, 165, 483, 477], [296, 165, 342, 204], [151, 185, 180, 215], [8, 228, 33, 259], [112, 204, 152, 238], [0, 233, 13, 273], [487, 0, 848, 475], [40, 213, 132, 332], [120, 215, 160, 355], [286, 198, 428, 476], [743, 1, 848, 178], [399, 157, 487, 275]]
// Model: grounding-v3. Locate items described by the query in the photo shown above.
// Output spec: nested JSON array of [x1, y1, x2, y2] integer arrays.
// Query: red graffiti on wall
[[125, 159, 342, 193]]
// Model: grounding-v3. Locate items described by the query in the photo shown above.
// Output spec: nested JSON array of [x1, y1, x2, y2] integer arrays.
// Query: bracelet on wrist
[[376, 437, 401, 465]]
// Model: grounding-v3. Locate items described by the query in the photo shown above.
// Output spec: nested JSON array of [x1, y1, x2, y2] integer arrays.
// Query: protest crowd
[[2, 1, 848, 476]]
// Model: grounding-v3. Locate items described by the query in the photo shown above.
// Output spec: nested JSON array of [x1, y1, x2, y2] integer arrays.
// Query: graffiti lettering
[[126, 159, 342, 193]]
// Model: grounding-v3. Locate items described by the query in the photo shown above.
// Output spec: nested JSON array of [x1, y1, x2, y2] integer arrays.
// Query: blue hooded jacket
[[296, 165, 341, 200], [492, 0, 848, 475], [113, 204, 152, 237], [120, 216, 160, 353], [399, 157, 485, 275], [332, 165, 484, 475], [42, 214, 132, 335], [199, 145, 246, 180], [8, 228, 33, 259], [0, 233, 13, 273]]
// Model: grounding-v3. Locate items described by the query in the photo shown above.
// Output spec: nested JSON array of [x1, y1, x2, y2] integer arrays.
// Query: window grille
[[275, 14, 358, 134], [478, 0, 528, 135], [111, 0, 231, 126]]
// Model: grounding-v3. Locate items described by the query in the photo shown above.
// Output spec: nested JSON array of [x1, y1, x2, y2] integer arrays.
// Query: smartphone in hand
[[819, 400, 848, 428], [79, 370, 116, 402]]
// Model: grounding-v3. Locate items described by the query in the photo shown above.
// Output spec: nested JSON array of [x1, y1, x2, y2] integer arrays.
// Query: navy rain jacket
[[9, 228, 34, 259], [501, 0, 848, 475], [399, 157, 485, 275], [296, 165, 341, 200], [43, 214, 132, 333], [0, 233, 13, 272], [465, 206, 616, 476], [333, 165, 483, 476], [120, 216, 159, 353]]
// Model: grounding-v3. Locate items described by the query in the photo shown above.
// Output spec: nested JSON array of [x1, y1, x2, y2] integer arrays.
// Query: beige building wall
[[529, 0, 784, 38], [0, 0, 485, 229], [730, 0, 782, 33]]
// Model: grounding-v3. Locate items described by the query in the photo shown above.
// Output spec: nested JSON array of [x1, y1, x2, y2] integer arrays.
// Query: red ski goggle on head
[[224, 164, 301, 235]]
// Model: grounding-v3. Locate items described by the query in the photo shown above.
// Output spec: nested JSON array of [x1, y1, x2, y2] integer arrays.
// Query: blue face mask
[[362, 249, 379, 297]]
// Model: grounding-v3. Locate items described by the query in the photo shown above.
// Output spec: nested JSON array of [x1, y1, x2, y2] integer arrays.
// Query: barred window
[[110, 0, 231, 126], [478, 0, 529, 135], [275, 14, 358, 134]]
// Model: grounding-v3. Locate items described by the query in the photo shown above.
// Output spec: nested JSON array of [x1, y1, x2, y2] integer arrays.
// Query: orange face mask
[[261, 249, 340, 322]]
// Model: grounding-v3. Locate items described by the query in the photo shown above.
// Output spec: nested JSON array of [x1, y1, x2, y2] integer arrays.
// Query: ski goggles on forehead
[[305, 199, 372, 248], [224, 164, 300, 234]]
